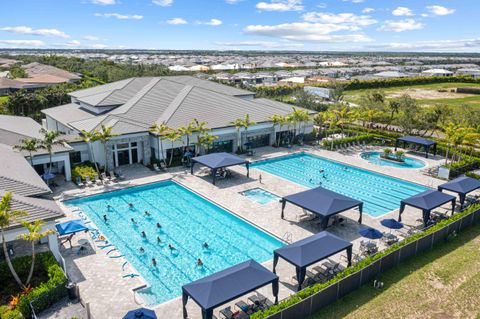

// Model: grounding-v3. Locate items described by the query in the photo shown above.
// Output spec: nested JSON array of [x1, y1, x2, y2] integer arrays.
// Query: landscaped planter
[[432, 227, 448, 245], [337, 271, 362, 299], [380, 250, 399, 272], [459, 213, 474, 231], [280, 298, 311, 319], [416, 233, 433, 253], [447, 219, 461, 235], [474, 209, 480, 223], [359, 260, 381, 285], [380, 155, 405, 163], [310, 282, 339, 314], [398, 241, 417, 263]]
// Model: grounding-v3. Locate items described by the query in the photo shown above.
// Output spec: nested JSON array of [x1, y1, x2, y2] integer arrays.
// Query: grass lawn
[[309, 223, 480, 319]]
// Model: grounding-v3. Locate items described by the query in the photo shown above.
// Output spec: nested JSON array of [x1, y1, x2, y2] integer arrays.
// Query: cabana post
[[273, 231, 352, 291], [190, 152, 250, 185], [281, 187, 363, 230], [398, 190, 456, 227], [395, 136, 437, 158], [438, 176, 480, 209]]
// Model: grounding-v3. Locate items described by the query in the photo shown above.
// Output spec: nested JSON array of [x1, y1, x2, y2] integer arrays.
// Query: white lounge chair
[[94, 175, 103, 186], [75, 176, 84, 188], [109, 171, 119, 182], [153, 163, 161, 172], [85, 176, 93, 187], [101, 172, 110, 183]]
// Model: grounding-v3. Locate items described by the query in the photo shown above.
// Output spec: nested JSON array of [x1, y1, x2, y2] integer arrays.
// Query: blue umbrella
[[123, 308, 157, 319], [184, 151, 193, 158], [359, 228, 383, 239], [42, 172, 56, 181], [380, 218, 404, 230]]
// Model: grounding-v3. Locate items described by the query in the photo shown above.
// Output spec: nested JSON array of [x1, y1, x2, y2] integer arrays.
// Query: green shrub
[[321, 134, 373, 148], [0, 305, 23, 319], [466, 172, 480, 180], [72, 162, 97, 181]]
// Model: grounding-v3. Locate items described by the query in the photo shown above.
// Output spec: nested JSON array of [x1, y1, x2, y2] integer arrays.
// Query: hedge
[[72, 162, 97, 181], [0, 252, 67, 318], [251, 203, 480, 319], [321, 134, 373, 148], [0, 306, 23, 319]]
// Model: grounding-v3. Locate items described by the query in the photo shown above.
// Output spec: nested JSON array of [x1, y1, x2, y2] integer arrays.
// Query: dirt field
[[387, 88, 475, 100]]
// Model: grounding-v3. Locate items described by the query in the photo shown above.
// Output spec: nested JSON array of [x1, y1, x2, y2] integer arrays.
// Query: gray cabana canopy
[[190, 152, 250, 185], [399, 189, 456, 226], [273, 231, 352, 291], [395, 136, 437, 158], [438, 176, 480, 209], [281, 187, 363, 230], [182, 259, 278, 319]]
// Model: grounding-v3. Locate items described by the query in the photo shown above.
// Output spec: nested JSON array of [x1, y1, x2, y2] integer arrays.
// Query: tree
[[178, 121, 196, 151], [331, 107, 354, 134], [386, 100, 400, 129], [9, 64, 28, 79], [197, 133, 218, 154], [95, 125, 117, 172], [39, 129, 65, 174], [14, 138, 44, 166], [230, 118, 245, 152], [395, 94, 422, 135], [0, 192, 28, 288], [149, 122, 171, 164], [288, 107, 310, 144], [80, 130, 100, 175], [192, 118, 209, 155], [17, 220, 55, 285], [165, 130, 182, 166], [327, 80, 345, 103], [270, 114, 286, 147], [242, 114, 256, 148]]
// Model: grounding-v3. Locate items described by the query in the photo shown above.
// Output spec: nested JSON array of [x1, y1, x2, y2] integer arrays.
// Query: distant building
[[304, 86, 333, 100], [373, 71, 408, 78], [456, 68, 480, 78], [421, 69, 453, 77]]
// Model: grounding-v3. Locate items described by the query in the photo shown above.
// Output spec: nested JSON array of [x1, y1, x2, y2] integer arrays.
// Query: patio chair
[[94, 175, 103, 186], [75, 176, 84, 188], [109, 171, 118, 182], [101, 172, 110, 183], [248, 293, 273, 310], [153, 163, 161, 172], [235, 301, 255, 315], [115, 170, 125, 180], [360, 240, 378, 256], [85, 176, 93, 187], [381, 232, 399, 245], [219, 306, 248, 319]]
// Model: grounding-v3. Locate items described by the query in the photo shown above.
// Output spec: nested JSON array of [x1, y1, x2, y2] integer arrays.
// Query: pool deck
[[54, 145, 459, 319]]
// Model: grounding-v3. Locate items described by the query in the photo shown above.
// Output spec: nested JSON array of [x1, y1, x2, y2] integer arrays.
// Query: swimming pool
[[251, 153, 429, 217], [65, 180, 282, 306], [360, 151, 425, 169], [242, 188, 281, 205]]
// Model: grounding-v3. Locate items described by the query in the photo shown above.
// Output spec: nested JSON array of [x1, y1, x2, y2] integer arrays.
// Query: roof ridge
[[11, 194, 57, 213], [92, 77, 137, 106], [110, 78, 162, 115], [0, 175, 50, 195], [156, 85, 194, 125], [71, 77, 135, 101]]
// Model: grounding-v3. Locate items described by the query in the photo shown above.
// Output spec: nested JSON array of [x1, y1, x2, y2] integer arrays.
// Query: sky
[[0, 0, 478, 52]]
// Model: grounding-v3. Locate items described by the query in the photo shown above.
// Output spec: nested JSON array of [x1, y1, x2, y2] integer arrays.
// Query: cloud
[[256, 0, 303, 12], [378, 19, 424, 32], [225, 0, 243, 3], [362, 8, 375, 14], [216, 40, 304, 49], [94, 13, 143, 20], [92, 43, 108, 49], [0, 39, 45, 47], [65, 40, 82, 47], [425, 5, 455, 16], [244, 22, 372, 42], [83, 35, 100, 41], [197, 19, 223, 26], [152, 0, 173, 6], [166, 18, 187, 25], [342, 0, 364, 3], [90, 0, 116, 5], [302, 12, 377, 27], [371, 38, 480, 52], [392, 7, 413, 16], [0, 26, 69, 38]]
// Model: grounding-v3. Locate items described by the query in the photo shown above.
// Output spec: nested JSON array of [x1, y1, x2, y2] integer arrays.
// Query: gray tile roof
[[0, 190, 64, 231], [42, 103, 97, 128], [22, 62, 81, 81], [0, 144, 51, 197]]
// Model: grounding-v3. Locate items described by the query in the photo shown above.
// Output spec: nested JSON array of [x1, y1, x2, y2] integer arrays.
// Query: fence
[[263, 207, 480, 319]]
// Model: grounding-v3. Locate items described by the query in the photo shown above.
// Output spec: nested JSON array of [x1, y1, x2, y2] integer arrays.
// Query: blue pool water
[[360, 151, 425, 169], [251, 153, 429, 217], [65, 181, 282, 305], [242, 188, 281, 205]]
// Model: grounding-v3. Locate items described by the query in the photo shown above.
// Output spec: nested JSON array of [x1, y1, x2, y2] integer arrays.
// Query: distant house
[[421, 69, 453, 77], [41, 76, 313, 171], [22, 62, 82, 82], [456, 68, 480, 79], [373, 71, 409, 78]]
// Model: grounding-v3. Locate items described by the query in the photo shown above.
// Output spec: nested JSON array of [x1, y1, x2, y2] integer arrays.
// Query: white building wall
[[32, 152, 72, 181]]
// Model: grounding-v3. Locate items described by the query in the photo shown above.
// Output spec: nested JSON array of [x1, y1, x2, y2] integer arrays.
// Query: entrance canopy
[[182, 259, 278, 319], [399, 190, 456, 226], [190, 152, 250, 185], [281, 187, 363, 229], [273, 231, 352, 291], [55, 219, 89, 235], [395, 136, 437, 158], [438, 176, 480, 209]]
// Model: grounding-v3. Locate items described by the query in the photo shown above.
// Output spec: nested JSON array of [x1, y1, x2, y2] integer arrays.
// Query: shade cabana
[[399, 190, 456, 227], [438, 176, 480, 209], [395, 136, 437, 158], [281, 187, 363, 230], [190, 152, 250, 185], [273, 231, 352, 291], [55, 219, 90, 248], [182, 259, 278, 319]]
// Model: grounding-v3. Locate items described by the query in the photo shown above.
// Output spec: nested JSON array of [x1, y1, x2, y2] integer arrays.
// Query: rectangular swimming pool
[[65, 180, 282, 306], [251, 152, 429, 217]]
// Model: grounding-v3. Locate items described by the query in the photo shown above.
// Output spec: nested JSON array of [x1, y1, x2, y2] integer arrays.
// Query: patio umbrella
[[380, 219, 404, 230], [42, 172, 56, 181], [184, 151, 193, 158], [123, 308, 157, 319], [359, 227, 383, 239]]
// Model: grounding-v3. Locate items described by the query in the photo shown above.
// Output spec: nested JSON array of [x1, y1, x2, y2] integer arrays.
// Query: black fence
[[265, 207, 480, 319]]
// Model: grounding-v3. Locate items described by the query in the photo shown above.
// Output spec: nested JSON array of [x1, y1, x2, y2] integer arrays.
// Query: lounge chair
[[153, 163, 161, 172], [101, 172, 110, 183], [248, 293, 273, 310], [94, 175, 103, 186], [109, 171, 118, 182], [115, 170, 125, 180], [219, 306, 248, 319], [235, 300, 256, 314], [75, 176, 84, 188], [85, 176, 93, 187]]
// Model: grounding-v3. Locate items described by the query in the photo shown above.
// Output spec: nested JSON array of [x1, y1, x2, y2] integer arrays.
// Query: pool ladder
[[283, 232, 293, 244]]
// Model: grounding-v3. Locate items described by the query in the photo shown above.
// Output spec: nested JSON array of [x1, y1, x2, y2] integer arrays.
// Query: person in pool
[[144, 211, 151, 217], [141, 231, 146, 238], [139, 247, 145, 253], [107, 204, 112, 210], [197, 258, 203, 267], [157, 236, 162, 243], [202, 242, 209, 249], [152, 258, 157, 267], [128, 203, 134, 208], [131, 218, 137, 224], [103, 215, 108, 222], [156, 222, 161, 229], [168, 244, 176, 251]]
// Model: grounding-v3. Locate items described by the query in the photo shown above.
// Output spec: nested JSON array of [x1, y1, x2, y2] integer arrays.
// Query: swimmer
[[168, 244, 176, 251], [107, 204, 112, 210], [144, 211, 151, 217], [197, 258, 203, 267], [103, 214, 108, 222], [156, 222, 162, 229], [152, 258, 157, 267], [128, 203, 134, 208], [131, 218, 137, 224], [309, 178, 313, 183], [141, 231, 146, 238], [157, 236, 162, 243], [319, 169, 324, 173], [202, 242, 209, 249], [139, 247, 145, 253]]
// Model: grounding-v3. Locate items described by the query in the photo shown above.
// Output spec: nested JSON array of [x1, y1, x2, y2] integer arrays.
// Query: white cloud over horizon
[[197, 19, 223, 26], [392, 7, 413, 16], [152, 0, 173, 6], [378, 19, 424, 32], [0, 26, 70, 38], [90, 0, 116, 5], [94, 13, 143, 20], [425, 5, 455, 16], [0, 39, 46, 47], [166, 18, 187, 25], [256, 0, 303, 12]]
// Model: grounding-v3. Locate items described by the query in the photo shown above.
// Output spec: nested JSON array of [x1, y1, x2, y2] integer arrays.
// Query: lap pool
[[65, 180, 282, 306], [251, 153, 429, 217]]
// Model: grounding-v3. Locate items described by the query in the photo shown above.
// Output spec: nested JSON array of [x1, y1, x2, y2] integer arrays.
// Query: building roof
[[16, 74, 73, 84], [22, 62, 81, 81], [44, 76, 303, 134], [0, 189, 63, 231], [0, 144, 51, 197], [0, 77, 23, 90]]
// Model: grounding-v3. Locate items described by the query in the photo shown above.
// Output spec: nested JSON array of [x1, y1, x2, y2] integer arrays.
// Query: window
[[69, 151, 82, 164]]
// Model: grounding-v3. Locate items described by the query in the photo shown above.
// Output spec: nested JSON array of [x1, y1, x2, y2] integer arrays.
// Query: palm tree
[[95, 125, 117, 172], [14, 138, 44, 166], [149, 122, 171, 164], [39, 128, 65, 174], [289, 107, 303, 141], [386, 100, 400, 130], [197, 133, 218, 154], [242, 114, 256, 148], [270, 114, 286, 147], [192, 118, 209, 155], [17, 220, 55, 285], [331, 107, 353, 135], [165, 130, 182, 166], [440, 123, 460, 165], [230, 118, 245, 152], [178, 121, 196, 151], [0, 192, 28, 288], [80, 130, 100, 175]]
